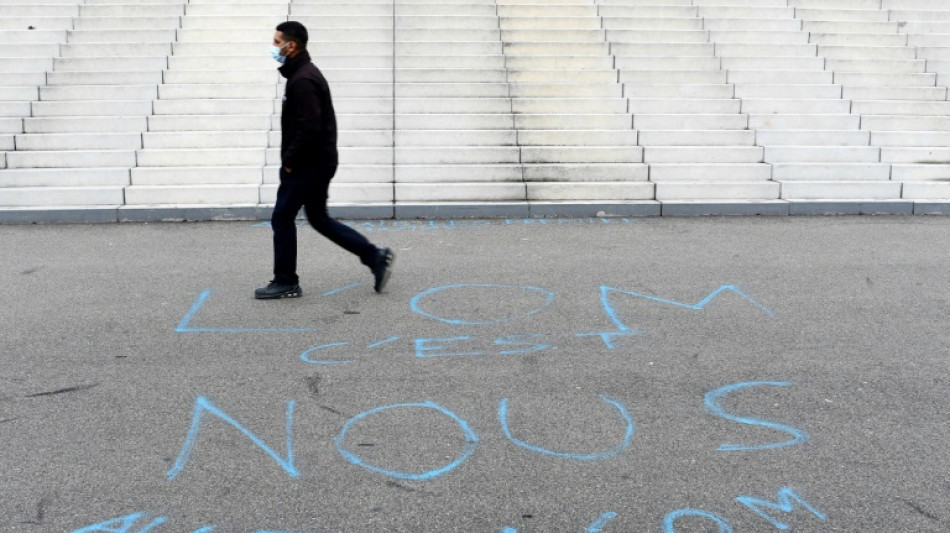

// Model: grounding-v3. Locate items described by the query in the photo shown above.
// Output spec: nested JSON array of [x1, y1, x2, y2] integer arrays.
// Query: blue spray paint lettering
[[410, 284, 555, 326], [176, 290, 313, 333], [414, 336, 483, 358], [494, 334, 550, 355], [167, 396, 298, 481], [72, 513, 153, 533], [736, 487, 826, 530], [334, 401, 478, 481], [704, 382, 808, 451], [498, 395, 634, 461], [587, 511, 618, 532], [590, 284, 774, 348], [300, 342, 356, 365], [663, 508, 733, 533]]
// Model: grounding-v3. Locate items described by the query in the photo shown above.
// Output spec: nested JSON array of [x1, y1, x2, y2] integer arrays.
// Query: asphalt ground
[[0, 216, 948, 533]]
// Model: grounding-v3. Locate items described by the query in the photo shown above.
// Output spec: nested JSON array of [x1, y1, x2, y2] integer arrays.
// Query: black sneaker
[[254, 281, 302, 300], [371, 247, 395, 293]]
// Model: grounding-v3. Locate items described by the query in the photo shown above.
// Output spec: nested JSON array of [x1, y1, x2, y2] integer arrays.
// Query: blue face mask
[[270, 43, 288, 64]]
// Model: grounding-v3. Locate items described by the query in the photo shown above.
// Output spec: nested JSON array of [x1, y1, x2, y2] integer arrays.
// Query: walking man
[[256, 21, 394, 299]]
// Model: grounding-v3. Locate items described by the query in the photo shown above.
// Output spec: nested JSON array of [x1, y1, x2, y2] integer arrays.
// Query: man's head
[[273, 21, 308, 62]]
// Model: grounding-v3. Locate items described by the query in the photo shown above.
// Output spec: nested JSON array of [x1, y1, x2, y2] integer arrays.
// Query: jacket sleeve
[[282, 77, 323, 169]]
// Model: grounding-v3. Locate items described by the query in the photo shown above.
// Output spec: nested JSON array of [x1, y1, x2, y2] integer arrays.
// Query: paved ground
[[1, 216, 948, 533]]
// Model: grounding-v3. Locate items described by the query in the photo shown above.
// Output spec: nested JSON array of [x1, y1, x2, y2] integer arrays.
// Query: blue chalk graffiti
[[410, 284, 555, 326], [72, 513, 160, 533], [704, 382, 809, 451], [176, 290, 313, 333], [300, 342, 356, 365], [414, 336, 483, 358], [587, 512, 618, 532], [736, 487, 826, 530], [334, 401, 478, 481], [322, 282, 361, 296], [167, 396, 299, 481], [664, 509, 733, 532], [584, 284, 774, 349], [498, 395, 634, 461], [494, 334, 550, 355]]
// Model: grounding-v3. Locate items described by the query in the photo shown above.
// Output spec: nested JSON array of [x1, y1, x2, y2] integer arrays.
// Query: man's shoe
[[371, 247, 395, 293], [254, 281, 302, 299]]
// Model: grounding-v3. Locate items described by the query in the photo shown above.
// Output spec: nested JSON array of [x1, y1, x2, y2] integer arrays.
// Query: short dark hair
[[276, 21, 308, 50]]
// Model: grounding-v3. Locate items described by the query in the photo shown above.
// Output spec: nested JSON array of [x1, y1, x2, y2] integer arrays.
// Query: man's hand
[[284, 167, 292, 174]]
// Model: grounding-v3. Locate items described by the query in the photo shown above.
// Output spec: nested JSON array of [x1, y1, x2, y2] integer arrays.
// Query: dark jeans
[[271, 170, 377, 285]]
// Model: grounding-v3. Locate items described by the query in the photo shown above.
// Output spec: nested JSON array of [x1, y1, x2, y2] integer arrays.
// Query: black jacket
[[278, 50, 338, 178]]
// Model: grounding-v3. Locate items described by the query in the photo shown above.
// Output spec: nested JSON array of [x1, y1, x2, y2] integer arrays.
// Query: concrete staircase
[[1, 0, 949, 222]]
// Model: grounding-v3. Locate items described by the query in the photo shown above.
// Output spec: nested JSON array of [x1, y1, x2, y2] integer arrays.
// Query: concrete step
[[124, 184, 261, 205], [130, 167, 263, 186], [2, 73, 47, 87], [151, 99, 276, 115], [514, 114, 632, 130], [0, 58, 54, 73], [633, 114, 747, 130], [621, 70, 726, 84], [395, 182, 526, 202], [47, 71, 164, 85], [137, 148, 265, 167], [900, 181, 950, 200], [880, 147, 950, 163], [638, 130, 756, 146], [511, 83, 622, 98], [643, 146, 763, 163], [871, 131, 950, 147], [842, 86, 947, 100], [24, 116, 147, 133], [862, 115, 950, 130], [734, 84, 841, 99], [14, 133, 142, 151], [764, 146, 881, 163], [655, 182, 780, 201], [622, 84, 732, 99], [741, 99, 852, 114], [0, 87, 38, 100], [158, 84, 279, 100], [892, 164, 950, 181], [628, 99, 740, 114], [526, 181, 653, 201], [142, 131, 269, 149], [0, 186, 125, 207], [396, 130, 518, 146], [853, 100, 950, 115], [60, 43, 172, 57], [39, 85, 159, 101], [517, 130, 639, 146], [0, 168, 129, 188], [395, 147, 520, 165], [397, 114, 514, 130], [750, 114, 860, 130], [395, 165, 524, 183], [521, 146, 643, 164], [779, 181, 901, 200], [146, 115, 273, 132], [772, 163, 891, 180], [649, 163, 772, 181], [0, 102, 30, 117], [727, 70, 834, 84], [32, 100, 152, 117], [833, 72, 937, 86], [757, 130, 871, 146], [514, 98, 628, 114], [6, 150, 136, 168]]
